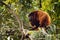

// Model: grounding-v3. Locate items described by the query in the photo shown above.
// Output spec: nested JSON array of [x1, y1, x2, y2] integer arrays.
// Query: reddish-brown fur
[[28, 10, 51, 30]]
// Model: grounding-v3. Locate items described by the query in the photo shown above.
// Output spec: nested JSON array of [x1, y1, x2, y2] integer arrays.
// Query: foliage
[[0, 0, 60, 40]]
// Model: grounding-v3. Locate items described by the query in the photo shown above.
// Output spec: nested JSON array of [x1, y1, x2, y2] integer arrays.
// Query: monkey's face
[[28, 13, 40, 29], [28, 16, 35, 26]]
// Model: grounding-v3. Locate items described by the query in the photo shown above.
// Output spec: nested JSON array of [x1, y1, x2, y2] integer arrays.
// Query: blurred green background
[[0, 0, 60, 40]]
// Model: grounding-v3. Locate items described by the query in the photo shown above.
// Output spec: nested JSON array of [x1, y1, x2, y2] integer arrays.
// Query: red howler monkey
[[28, 10, 51, 30], [23, 10, 51, 39]]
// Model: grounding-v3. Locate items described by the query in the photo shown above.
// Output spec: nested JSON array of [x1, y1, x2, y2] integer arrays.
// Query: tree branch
[[0, 0, 24, 34], [0, 1, 30, 40]]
